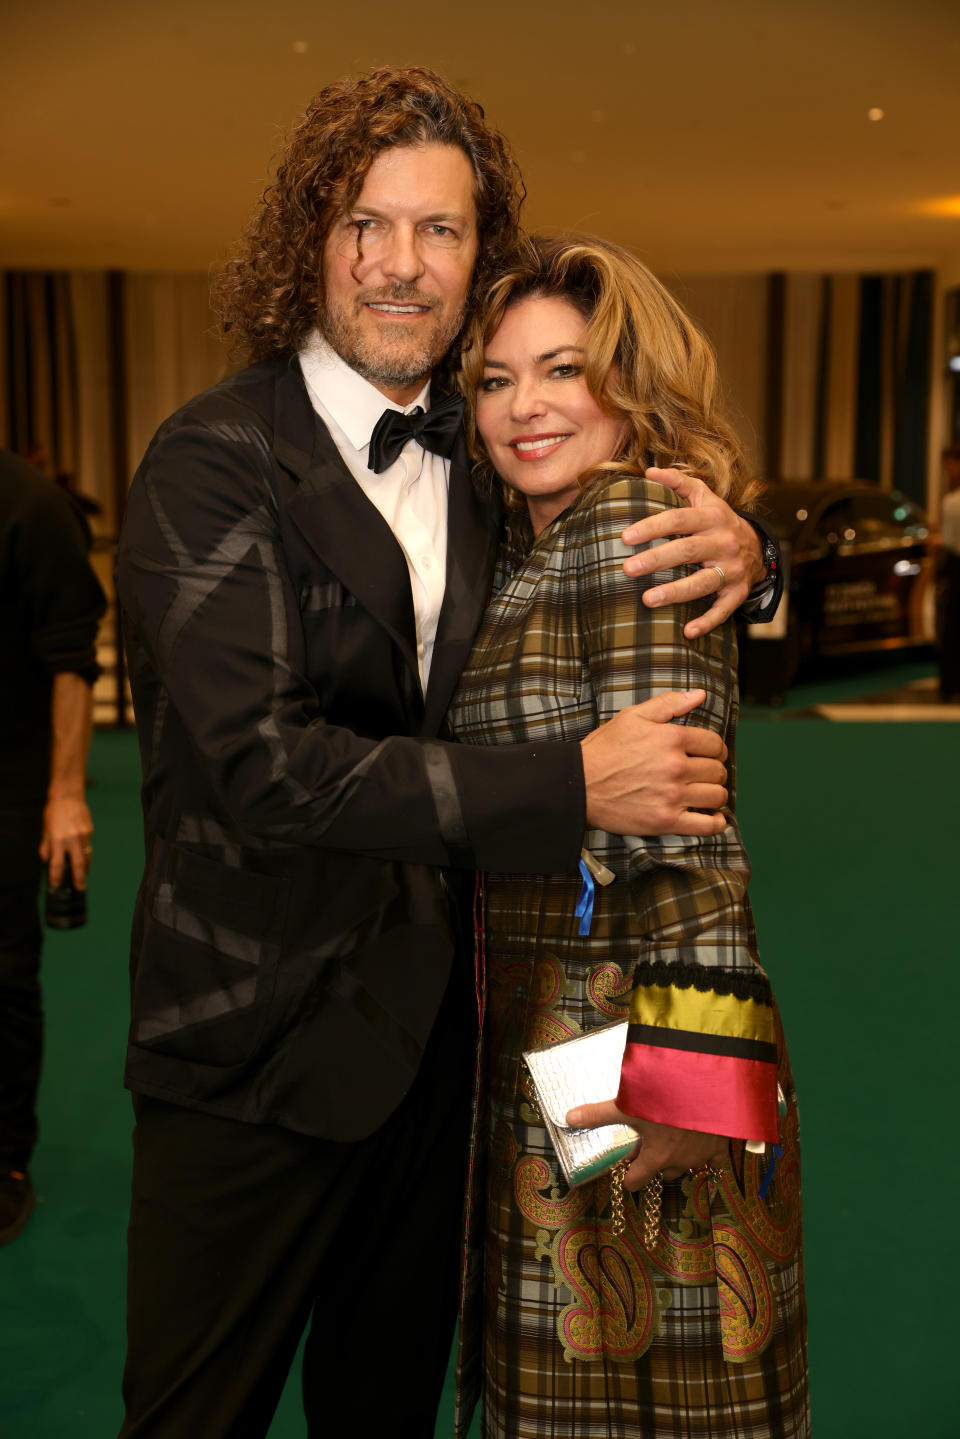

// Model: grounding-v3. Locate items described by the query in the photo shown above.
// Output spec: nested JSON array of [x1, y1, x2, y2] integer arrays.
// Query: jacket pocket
[[131, 843, 289, 1067]]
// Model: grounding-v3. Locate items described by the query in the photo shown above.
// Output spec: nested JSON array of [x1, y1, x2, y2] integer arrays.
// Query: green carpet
[[3, 698, 957, 1436]]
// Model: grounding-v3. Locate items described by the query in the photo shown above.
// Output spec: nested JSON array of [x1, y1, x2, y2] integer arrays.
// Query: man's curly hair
[[214, 66, 525, 364]]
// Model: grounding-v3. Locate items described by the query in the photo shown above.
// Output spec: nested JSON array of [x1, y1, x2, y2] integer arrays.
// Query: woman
[[450, 236, 808, 1438]]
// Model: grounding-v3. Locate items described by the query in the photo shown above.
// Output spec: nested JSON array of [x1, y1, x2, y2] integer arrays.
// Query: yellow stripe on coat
[[629, 981, 776, 1046]]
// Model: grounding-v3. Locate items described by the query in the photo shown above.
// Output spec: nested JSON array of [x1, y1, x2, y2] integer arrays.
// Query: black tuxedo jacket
[[117, 355, 584, 1140]]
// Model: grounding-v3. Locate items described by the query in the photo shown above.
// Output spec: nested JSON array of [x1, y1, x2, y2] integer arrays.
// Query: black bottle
[[45, 853, 87, 930]]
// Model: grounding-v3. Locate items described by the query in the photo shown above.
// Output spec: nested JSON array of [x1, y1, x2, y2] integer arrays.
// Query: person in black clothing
[[0, 448, 106, 1243]]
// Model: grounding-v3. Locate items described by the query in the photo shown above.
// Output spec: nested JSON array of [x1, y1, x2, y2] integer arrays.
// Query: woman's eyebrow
[[535, 345, 585, 363], [482, 345, 586, 370]]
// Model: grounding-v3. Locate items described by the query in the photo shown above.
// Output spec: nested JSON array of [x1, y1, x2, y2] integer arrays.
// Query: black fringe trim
[[633, 960, 772, 1007]]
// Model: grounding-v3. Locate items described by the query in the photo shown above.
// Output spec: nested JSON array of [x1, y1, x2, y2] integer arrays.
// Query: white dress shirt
[[299, 331, 448, 690]]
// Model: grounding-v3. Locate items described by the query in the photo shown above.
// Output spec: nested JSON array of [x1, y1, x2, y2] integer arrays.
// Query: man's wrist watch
[[753, 530, 779, 595], [739, 512, 784, 621]]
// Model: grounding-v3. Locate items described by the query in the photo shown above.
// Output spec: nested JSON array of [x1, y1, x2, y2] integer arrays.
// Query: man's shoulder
[[129, 351, 326, 510], [159, 353, 295, 439]]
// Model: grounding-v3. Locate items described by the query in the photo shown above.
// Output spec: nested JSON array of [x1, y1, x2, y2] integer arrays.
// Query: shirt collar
[[299, 330, 431, 454]]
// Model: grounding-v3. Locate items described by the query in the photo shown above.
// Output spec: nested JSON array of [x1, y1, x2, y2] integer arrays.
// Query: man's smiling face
[[321, 142, 479, 405]]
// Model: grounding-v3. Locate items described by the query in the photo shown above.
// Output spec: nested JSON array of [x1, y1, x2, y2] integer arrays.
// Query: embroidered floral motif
[[514, 1153, 592, 1231], [531, 952, 576, 1009], [713, 1224, 775, 1358], [514, 953, 579, 1123], [717, 1099, 802, 1269], [586, 962, 632, 1020], [551, 1221, 671, 1363]]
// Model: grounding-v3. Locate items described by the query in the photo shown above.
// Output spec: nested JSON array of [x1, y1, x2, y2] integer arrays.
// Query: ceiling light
[[292, 40, 308, 54], [867, 107, 885, 122], [914, 195, 960, 217]]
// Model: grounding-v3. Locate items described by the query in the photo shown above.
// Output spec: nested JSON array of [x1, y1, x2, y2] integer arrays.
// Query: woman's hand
[[566, 1098, 728, 1192], [620, 467, 765, 638]]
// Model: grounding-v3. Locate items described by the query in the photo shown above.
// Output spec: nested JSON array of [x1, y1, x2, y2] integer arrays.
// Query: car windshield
[[763, 490, 823, 538], [763, 486, 929, 542]]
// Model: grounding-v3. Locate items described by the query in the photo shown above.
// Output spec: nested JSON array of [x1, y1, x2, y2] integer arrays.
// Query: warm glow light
[[913, 195, 960, 217], [867, 107, 885, 121], [292, 40, 309, 54]]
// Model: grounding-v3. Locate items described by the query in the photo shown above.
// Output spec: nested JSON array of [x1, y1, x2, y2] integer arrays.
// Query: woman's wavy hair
[[214, 66, 525, 364], [459, 234, 761, 512]]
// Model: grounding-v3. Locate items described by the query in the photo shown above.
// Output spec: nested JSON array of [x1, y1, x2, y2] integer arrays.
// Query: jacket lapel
[[422, 432, 499, 735], [275, 361, 420, 683]]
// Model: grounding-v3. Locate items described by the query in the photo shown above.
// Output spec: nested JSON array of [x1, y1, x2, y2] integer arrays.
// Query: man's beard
[[320, 286, 466, 390]]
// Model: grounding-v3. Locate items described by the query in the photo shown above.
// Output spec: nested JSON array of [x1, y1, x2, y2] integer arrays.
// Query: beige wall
[[124, 275, 230, 477], [668, 275, 769, 479]]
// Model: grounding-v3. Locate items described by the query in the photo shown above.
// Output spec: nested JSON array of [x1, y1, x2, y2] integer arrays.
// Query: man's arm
[[619, 467, 778, 638], [39, 672, 95, 889], [581, 690, 727, 837], [120, 415, 728, 878], [14, 472, 106, 888]]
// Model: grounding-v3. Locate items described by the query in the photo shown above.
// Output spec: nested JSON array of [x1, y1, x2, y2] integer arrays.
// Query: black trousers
[[119, 966, 476, 1439], [0, 804, 44, 1172]]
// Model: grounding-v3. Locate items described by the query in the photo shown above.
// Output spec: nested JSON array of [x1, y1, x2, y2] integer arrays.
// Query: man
[[0, 448, 105, 1245], [116, 67, 778, 1437]]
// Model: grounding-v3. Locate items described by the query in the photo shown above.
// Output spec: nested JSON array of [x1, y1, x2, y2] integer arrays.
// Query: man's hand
[[621, 467, 765, 638], [40, 671, 95, 888], [581, 690, 727, 836], [566, 1098, 727, 1192], [39, 792, 93, 889]]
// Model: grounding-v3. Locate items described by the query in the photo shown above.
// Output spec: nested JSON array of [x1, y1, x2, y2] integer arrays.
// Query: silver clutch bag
[[523, 1020, 638, 1188]]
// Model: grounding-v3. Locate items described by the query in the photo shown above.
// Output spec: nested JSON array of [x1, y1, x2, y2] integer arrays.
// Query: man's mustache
[[355, 286, 439, 310]]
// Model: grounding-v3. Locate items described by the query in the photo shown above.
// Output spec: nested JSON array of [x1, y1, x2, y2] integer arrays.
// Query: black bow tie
[[367, 392, 465, 474]]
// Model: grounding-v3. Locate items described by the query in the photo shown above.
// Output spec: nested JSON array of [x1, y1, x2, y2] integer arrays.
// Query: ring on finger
[[690, 1162, 724, 1181], [710, 564, 726, 586]]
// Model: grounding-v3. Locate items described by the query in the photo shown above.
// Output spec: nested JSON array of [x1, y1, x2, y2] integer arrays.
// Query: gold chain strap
[[609, 1159, 629, 1237], [641, 1171, 663, 1247], [610, 1163, 663, 1244]]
